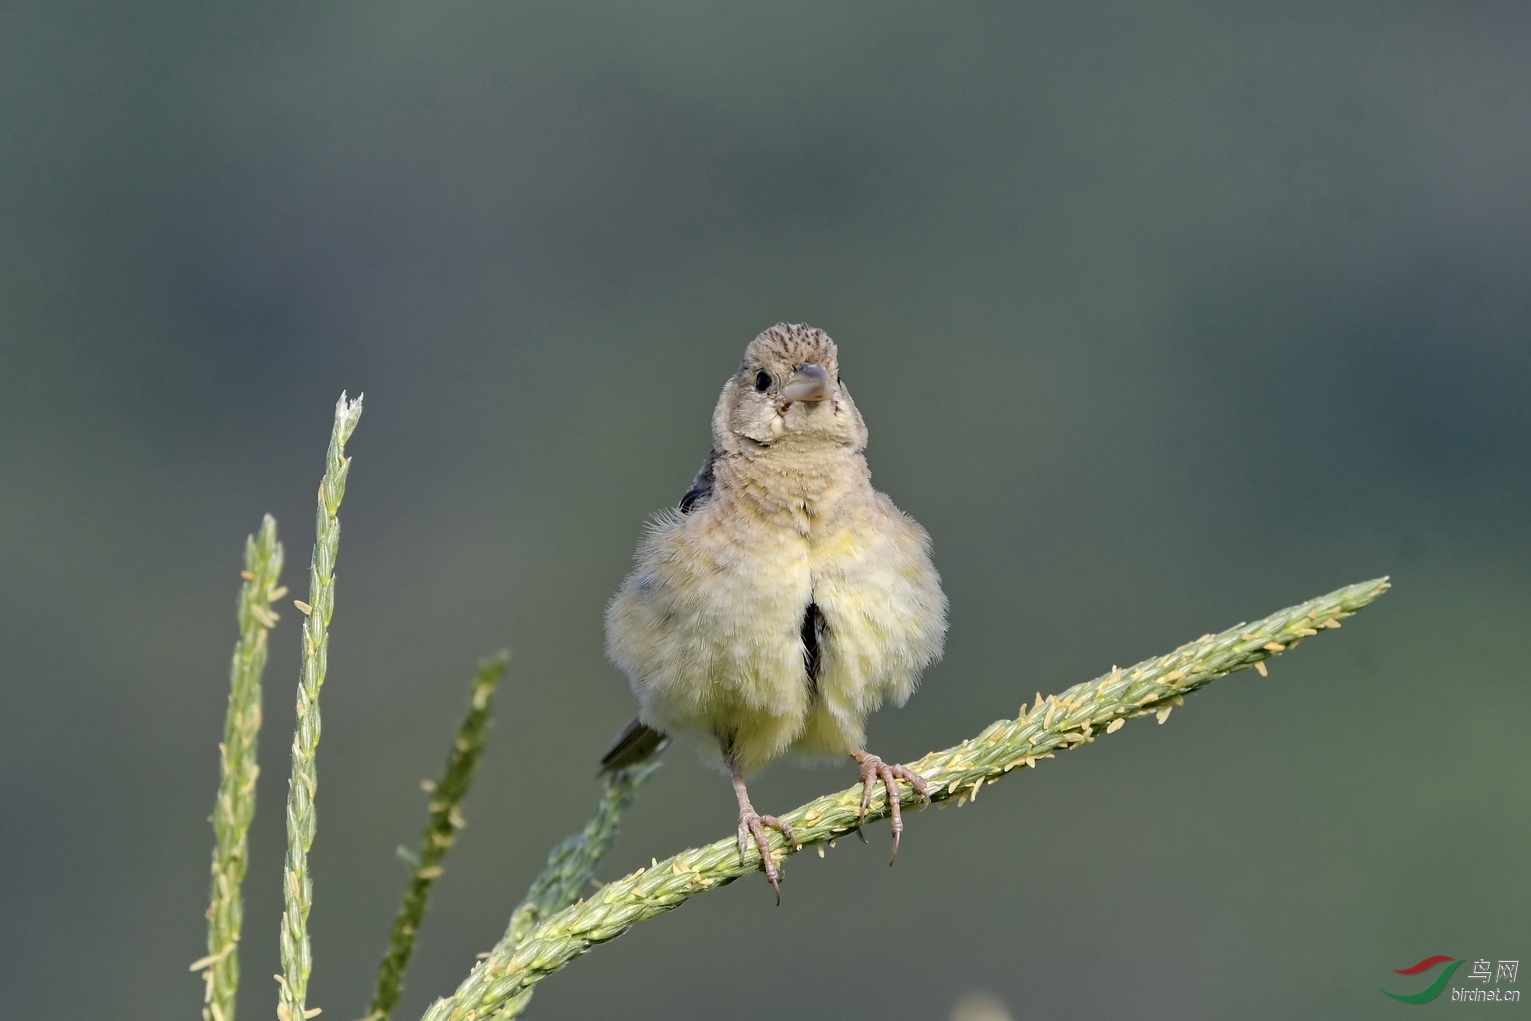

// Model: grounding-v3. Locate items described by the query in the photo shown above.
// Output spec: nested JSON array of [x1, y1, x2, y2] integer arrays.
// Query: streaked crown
[[739, 323, 840, 380]]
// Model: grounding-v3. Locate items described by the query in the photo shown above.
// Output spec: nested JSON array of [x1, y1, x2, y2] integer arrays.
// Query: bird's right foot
[[736, 809, 796, 903]]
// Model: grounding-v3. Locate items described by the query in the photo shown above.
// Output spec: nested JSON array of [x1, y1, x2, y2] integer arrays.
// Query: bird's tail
[[599, 717, 669, 774]]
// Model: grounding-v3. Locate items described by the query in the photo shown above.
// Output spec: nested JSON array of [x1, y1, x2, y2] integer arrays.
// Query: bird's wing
[[677, 449, 718, 513], [598, 453, 708, 775], [599, 716, 670, 773]]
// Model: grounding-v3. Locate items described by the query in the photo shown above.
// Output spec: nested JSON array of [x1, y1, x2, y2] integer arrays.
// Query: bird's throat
[[717, 445, 870, 534]]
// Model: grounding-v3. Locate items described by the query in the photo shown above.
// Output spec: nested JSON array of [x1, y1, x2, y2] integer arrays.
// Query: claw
[[737, 811, 795, 903], [727, 756, 796, 901], [853, 751, 929, 864]]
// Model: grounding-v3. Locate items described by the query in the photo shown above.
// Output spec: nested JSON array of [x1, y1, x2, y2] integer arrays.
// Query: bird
[[601, 323, 947, 899]]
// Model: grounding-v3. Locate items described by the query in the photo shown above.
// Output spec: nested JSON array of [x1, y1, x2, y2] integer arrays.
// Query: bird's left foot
[[853, 750, 930, 863]]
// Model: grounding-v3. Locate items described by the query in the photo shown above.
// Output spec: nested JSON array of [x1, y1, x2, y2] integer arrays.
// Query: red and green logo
[[1380, 955, 1465, 1003]]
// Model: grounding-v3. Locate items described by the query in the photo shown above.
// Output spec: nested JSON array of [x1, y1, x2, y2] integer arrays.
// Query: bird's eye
[[753, 370, 771, 392]]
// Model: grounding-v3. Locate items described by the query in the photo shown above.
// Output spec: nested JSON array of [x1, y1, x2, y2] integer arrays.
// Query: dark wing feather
[[677, 449, 718, 513], [599, 717, 669, 774]]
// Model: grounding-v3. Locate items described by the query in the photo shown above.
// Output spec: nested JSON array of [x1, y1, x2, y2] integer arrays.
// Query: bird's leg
[[727, 755, 796, 903], [852, 749, 931, 864]]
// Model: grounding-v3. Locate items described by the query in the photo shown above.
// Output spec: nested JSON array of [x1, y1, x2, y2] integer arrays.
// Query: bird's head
[[711, 323, 868, 456]]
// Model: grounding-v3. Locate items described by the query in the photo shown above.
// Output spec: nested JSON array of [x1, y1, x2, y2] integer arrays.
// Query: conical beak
[[780, 362, 831, 403]]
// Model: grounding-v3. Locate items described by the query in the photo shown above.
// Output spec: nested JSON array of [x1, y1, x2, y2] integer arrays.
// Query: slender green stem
[[501, 761, 662, 948], [278, 393, 363, 1021], [194, 516, 285, 1021], [364, 653, 510, 1021], [419, 577, 1390, 1021], [416, 759, 661, 1021]]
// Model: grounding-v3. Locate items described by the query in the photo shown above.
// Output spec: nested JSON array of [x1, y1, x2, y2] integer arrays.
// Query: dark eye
[[753, 370, 771, 392]]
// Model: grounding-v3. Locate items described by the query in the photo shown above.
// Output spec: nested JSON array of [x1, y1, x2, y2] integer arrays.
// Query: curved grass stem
[[421, 577, 1390, 1021]]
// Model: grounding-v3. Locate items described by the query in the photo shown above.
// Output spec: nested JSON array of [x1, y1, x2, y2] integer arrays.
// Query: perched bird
[[602, 323, 947, 898]]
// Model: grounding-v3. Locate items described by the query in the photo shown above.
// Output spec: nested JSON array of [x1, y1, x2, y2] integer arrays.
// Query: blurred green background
[[2, 2, 1527, 1018]]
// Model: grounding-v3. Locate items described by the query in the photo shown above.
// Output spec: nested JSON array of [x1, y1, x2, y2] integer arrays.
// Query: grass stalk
[[363, 653, 510, 1021], [194, 515, 286, 1021], [417, 758, 661, 1021], [419, 576, 1389, 1021], [277, 393, 364, 1021]]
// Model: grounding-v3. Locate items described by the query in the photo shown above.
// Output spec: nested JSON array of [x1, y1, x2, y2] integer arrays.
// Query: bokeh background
[[3, 3, 1528, 1018]]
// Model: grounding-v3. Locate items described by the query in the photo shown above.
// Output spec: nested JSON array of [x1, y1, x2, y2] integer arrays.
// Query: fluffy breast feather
[[605, 465, 945, 773], [791, 492, 946, 757], [605, 501, 817, 772]]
